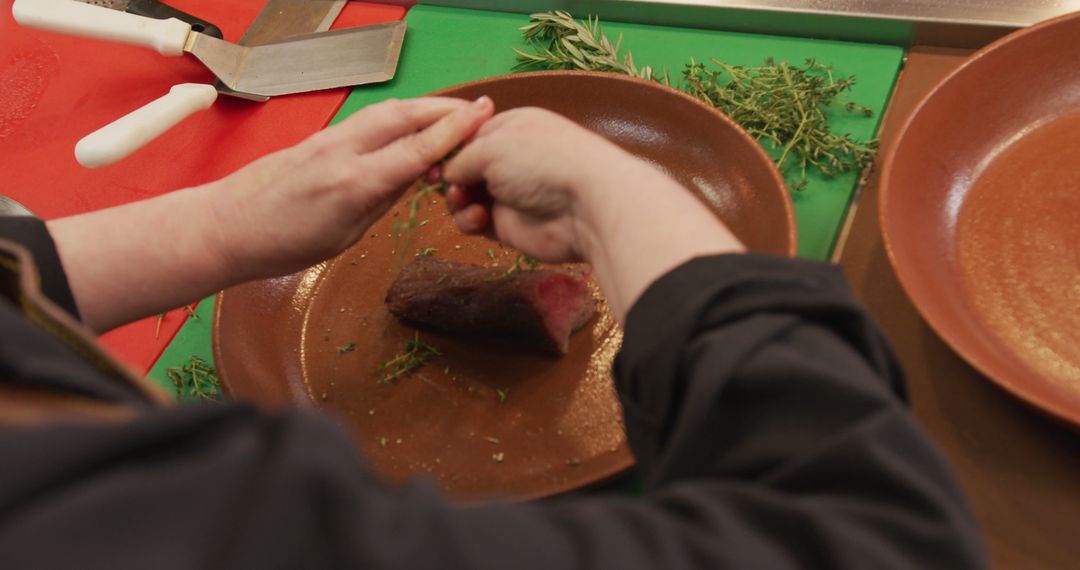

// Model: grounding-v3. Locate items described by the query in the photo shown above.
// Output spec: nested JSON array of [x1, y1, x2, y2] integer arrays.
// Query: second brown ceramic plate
[[881, 13, 1080, 426], [215, 71, 795, 502]]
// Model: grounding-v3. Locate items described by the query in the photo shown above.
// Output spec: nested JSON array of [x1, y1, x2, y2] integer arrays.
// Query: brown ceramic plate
[[214, 71, 796, 502], [881, 14, 1080, 426]]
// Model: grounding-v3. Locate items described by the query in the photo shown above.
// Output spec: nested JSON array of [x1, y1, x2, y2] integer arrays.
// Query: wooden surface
[[837, 47, 1080, 570]]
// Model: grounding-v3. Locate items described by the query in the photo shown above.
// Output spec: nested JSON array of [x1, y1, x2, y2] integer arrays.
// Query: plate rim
[[878, 11, 1080, 427]]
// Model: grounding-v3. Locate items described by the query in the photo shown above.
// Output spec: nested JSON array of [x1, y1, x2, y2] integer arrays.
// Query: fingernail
[[471, 95, 492, 109]]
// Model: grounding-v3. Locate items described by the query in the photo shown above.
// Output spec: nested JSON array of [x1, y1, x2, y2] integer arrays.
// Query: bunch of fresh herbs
[[512, 10, 878, 190]]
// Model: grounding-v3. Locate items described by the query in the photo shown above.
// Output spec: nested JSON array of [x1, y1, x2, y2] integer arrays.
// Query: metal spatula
[[14, 0, 405, 167], [13, 0, 406, 96], [70, 0, 349, 168]]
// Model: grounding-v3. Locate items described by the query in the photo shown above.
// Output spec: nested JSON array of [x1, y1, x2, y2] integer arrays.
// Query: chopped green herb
[[490, 255, 542, 281], [391, 150, 461, 264], [436, 273, 448, 285], [166, 355, 221, 403], [487, 248, 496, 260], [416, 246, 437, 257], [496, 388, 510, 404], [377, 331, 442, 384], [378, 436, 389, 447], [336, 342, 356, 358]]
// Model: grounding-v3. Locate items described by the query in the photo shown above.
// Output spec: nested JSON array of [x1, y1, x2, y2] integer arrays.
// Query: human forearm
[[570, 153, 745, 323], [46, 183, 234, 332], [45, 97, 494, 333]]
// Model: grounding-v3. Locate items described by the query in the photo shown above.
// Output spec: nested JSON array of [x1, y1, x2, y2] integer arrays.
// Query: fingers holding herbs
[[211, 96, 495, 283]]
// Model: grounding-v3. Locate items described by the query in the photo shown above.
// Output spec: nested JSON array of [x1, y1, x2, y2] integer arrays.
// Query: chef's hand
[[442, 108, 625, 263], [443, 107, 744, 323], [48, 96, 494, 332], [211, 96, 494, 281]]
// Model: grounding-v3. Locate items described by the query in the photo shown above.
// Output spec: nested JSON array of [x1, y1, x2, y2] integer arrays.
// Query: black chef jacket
[[0, 217, 986, 569]]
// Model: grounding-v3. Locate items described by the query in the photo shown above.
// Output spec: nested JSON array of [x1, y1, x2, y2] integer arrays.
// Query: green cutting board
[[150, 6, 903, 398]]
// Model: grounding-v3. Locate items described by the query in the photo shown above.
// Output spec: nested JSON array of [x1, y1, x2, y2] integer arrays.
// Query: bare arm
[[49, 97, 494, 332]]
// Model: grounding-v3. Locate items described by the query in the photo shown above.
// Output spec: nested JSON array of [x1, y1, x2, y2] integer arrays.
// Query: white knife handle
[[12, 0, 191, 55], [76, 84, 218, 168]]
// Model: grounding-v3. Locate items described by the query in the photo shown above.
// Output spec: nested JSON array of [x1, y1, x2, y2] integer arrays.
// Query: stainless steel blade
[[182, 33, 247, 87], [189, 21, 407, 98], [240, 0, 347, 46], [217, 0, 347, 102]]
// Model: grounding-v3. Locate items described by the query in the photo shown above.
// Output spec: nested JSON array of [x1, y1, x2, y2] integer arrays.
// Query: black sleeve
[[0, 255, 987, 569], [0, 216, 81, 320]]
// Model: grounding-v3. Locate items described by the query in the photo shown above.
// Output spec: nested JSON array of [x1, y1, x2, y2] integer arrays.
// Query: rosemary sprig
[[512, 11, 877, 190], [513, 11, 655, 80], [336, 342, 356, 358], [377, 331, 442, 384], [166, 355, 221, 402]]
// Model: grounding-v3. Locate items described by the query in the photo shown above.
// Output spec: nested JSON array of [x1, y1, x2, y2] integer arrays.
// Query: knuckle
[[404, 133, 436, 164], [330, 162, 361, 188], [374, 98, 402, 113]]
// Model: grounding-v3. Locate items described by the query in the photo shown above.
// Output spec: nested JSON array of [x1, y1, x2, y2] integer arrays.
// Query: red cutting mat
[[0, 0, 406, 371]]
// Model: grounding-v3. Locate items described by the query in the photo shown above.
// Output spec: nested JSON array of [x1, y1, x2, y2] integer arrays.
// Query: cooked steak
[[385, 257, 596, 355]]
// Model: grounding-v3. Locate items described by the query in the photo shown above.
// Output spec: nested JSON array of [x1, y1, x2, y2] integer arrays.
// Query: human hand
[[442, 106, 744, 323], [48, 96, 494, 331], [209, 96, 495, 281], [442, 107, 641, 263]]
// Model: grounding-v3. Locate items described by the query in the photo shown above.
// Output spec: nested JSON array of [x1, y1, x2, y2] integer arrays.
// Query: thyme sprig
[[378, 331, 442, 384], [512, 11, 877, 190], [682, 58, 877, 189], [166, 355, 221, 402]]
